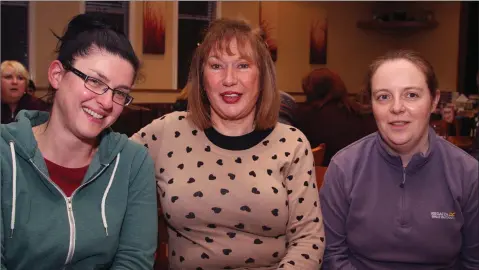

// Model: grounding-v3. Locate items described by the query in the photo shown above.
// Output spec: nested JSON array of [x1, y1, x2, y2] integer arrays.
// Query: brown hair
[[365, 49, 438, 98], [187, 18, 280, 130], [302, 68, 360, 113]]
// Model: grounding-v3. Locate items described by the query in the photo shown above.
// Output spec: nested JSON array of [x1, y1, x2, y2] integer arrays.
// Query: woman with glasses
[[0, 13, 157, 270]]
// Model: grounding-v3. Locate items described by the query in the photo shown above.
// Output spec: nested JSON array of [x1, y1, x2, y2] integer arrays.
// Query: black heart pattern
[[240, 205, 251, 212]]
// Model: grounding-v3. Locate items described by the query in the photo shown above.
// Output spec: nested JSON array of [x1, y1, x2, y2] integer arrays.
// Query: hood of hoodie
[[1, 110, 128, 179]]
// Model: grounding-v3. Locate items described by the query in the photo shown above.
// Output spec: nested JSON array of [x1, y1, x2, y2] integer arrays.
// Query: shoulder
[[435, 137, 479, 178], [142, 111, 189, 134]]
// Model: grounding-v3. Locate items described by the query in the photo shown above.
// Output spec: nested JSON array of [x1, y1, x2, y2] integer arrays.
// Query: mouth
[[220, 91, 242, 98], [389, 121, 410, 127], [83, 107, 105, 119], [220, 91, 242, 104]]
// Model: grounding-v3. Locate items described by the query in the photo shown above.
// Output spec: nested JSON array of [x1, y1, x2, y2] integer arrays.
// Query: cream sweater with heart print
[[131, 111, 325, 269]]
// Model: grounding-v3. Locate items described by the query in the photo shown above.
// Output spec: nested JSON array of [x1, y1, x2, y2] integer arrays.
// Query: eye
[[406, 92, 419, 99], [238, 63, 250, 69], [114, 90, 128, 98], [88, 77, 103, 86], [376, 94, 389, 101], [210, 64, 221, 70]]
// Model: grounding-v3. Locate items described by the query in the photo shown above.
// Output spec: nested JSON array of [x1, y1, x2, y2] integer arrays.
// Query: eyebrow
[[373, 86, 424, 94], [88, 68, 131, 90]]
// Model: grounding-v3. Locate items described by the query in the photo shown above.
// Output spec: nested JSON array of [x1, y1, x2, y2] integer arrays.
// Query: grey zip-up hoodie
[[320, 128, 479, 270]]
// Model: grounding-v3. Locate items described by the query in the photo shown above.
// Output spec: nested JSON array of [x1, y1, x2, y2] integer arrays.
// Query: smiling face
[[1, 66, 27, 104], [371, 59, 439, 154], [203, 38, 260, 125], [48, 48, 134, 140]]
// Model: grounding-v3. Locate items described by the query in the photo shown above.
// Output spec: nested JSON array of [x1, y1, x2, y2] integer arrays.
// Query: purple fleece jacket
[[320, 128, 479, 270]]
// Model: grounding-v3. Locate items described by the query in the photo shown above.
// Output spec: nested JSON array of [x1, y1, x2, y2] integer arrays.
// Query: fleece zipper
[[30, 160, 108, 267], [399, 167, 407, 226]]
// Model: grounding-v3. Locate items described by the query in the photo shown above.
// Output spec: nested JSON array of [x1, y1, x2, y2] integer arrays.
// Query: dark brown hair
[[366, 49, 438, 98], [302, 68, 360, 113], [187, 18, 280, 130]]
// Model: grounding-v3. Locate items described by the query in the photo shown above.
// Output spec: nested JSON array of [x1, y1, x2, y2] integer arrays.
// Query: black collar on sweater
[[204, 126, 274, 151]]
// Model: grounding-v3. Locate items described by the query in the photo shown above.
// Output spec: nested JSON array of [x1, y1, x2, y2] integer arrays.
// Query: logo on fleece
[[430, 212, 456, 220]]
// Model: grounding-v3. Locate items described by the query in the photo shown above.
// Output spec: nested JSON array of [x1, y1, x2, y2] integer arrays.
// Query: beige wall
[[30, 1, 461, 103], [32, 1, 82, 87]]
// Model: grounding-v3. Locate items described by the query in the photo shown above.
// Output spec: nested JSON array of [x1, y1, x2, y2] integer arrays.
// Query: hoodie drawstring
[[101, 153, 120, 236], [9, 142, 17, 238]]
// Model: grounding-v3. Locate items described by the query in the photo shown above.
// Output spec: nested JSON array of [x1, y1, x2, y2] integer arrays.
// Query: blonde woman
[[1, 60, 49, 124]]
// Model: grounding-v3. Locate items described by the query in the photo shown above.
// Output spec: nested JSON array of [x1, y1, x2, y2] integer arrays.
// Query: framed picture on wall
[[310, 18, 328, 64], [143, 1, 166, 55]]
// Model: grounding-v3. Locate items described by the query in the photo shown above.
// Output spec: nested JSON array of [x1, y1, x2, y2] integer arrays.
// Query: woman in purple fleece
[[320, 50, 479, 270]]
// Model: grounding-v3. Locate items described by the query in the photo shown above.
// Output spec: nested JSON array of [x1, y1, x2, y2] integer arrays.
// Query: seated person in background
[[278, 91, 297, 126], [1, 13, 157, 269], [132, 18, 325, 269], [27, 79, 36, 95], [294, 68, 377, 166], [1, 60, 50, 124], [320, 49, 479, 269]]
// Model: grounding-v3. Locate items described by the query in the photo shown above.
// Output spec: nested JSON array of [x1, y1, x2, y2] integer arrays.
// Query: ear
[[430, 89, 441, 113], [48, 60, 65, 89]]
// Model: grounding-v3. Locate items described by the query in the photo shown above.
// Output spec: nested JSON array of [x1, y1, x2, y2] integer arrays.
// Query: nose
[[11, 77, 18, 84], [96, 89, 114, 110], [390, 96, 405, 114], [222, 65, 237, 87]]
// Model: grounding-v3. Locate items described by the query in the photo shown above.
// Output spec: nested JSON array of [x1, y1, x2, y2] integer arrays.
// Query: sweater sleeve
[[278, 139, 325, 269], [319, 160, 357, 270], [460, 165, 479, 269], [110, 149, 158, 270]]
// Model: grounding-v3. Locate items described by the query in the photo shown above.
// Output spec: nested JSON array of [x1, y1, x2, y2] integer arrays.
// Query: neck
[[33, 111, 97, 168], [210, 111, 256, 137], [390, 130, 430, 167], [9, 104, 17, 114]]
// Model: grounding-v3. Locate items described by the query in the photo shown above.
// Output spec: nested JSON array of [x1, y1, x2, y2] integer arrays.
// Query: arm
[[279, 139, 325, 269], [110, 150, 158, 270], [460, 166, 479, 269], [319, 161, 357, 270]]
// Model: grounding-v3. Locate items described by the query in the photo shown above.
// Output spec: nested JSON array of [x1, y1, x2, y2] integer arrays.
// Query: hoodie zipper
[[30, 160, 107, 266], [399, 167, 407, 226]]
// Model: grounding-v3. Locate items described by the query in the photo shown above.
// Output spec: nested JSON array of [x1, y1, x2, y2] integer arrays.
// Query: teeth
[[83, 108, 104, 119], [224, 94, 239, 97], [392, 122, 407, 125]]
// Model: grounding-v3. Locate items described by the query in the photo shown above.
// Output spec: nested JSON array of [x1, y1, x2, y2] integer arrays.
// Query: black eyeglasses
[[63, 63, 134, 106]]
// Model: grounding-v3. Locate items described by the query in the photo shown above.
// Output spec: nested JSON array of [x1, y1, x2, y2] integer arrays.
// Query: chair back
[[312, 143, 326, 166]]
